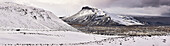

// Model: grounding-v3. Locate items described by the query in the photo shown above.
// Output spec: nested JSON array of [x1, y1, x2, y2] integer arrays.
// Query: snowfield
[[0, 30, 119, 45], [0, 30, 170, 46], [78, 36, 170, 46]]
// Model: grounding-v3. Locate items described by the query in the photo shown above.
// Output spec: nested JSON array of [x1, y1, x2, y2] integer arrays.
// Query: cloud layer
[[102, 0, 170, 16], [0, 0, 170, 17]]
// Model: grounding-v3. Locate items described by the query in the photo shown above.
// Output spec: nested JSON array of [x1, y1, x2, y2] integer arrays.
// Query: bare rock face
[[0, 2, 78, 31], [62, 6, 144, 26]]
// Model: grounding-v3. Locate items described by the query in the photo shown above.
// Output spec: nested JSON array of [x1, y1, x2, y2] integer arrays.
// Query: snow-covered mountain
[[0, 2, 77, 31], [63, 6, 119, 26], [62, 6, 144, 26]]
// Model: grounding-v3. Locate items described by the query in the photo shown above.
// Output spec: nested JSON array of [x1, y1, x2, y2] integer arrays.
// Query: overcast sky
[[0, 0, 170, 17]]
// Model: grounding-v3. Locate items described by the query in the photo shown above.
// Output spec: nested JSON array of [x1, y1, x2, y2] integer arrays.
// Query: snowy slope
[[109, 14, 144, 26], [63, 6, 144, 26], [0, 2, 77, 31]]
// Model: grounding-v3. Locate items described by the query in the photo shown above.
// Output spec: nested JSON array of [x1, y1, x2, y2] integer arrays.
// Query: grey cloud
[[97, 0, 170, 16], [162, 10, 170, 16], [141, 0, 170, 16], [83, 0, 168, 8], [141, 0, 170, 7], [162, 13, 170, 16], [0, 0, 170, 16]]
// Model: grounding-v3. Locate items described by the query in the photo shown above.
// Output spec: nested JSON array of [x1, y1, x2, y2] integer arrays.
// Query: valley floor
[[0, 30, 118, 46], [74, 36, 170, 46], [73, 25, 170, 36], [0, 26, 170, 46]]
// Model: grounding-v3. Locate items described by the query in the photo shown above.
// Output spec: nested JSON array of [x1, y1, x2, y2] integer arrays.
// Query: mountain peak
[[82, 6, 93, 10]]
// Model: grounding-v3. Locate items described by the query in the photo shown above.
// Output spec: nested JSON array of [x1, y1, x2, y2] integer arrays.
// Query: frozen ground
[[0, 30, 119, 45], [77, 36, 170, 46], [0, 30, 170, 46]]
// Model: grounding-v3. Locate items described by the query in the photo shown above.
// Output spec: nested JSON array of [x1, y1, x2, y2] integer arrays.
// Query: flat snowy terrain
[[78, 36, 170, 46], [0, 30, 119, 45], [0, 30, 170, 46]]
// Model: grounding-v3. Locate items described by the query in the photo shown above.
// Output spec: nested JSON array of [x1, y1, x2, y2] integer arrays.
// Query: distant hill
[[134, 16, 170, 26]]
